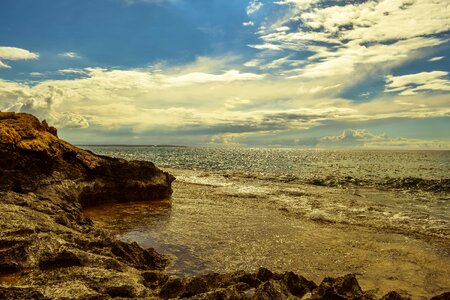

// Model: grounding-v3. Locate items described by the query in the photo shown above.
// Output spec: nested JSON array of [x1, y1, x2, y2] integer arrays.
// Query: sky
[[0, 0, 449, 148]]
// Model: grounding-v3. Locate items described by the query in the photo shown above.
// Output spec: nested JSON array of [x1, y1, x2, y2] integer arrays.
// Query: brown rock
[[430, 292, 450, 300], [0, 113, 173, 299], [311, 274, 364, 300], [0, 287, 48, 300], [159, 277, 185, 299], [381, 291, 412, 300]]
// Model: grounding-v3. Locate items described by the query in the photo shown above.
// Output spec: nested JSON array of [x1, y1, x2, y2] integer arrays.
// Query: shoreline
[[86, 168, 450, 298], [1, 112, 448, 299]]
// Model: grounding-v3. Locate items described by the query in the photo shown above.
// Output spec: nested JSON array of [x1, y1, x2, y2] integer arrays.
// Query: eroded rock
[[0, 113, 173, 298]]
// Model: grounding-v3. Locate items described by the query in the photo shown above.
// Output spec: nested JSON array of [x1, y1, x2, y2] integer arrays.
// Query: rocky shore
[[0, 112, 448, 299]]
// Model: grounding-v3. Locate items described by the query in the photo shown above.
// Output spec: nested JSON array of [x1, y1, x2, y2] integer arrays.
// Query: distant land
[[78, 144, 188, 148]]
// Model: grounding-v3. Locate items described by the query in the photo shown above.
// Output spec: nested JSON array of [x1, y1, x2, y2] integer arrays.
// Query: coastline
[[1, 113, 448, 299]]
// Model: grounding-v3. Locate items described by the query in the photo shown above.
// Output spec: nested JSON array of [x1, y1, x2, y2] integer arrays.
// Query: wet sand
[[85, 170, 450, 299]]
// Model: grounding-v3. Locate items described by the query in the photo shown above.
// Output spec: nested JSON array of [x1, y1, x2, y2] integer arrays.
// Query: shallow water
[[84, 168, 450, 299], [82, 147, 449, 298]]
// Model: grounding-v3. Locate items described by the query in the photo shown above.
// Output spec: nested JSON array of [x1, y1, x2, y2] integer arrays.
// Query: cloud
[[246, 0, 263, 16], [243, 21, 255, 27], [58, 68, 87, 74], [1, 49, 449, 146], [59, 52, 81, 59], [276, 26, 290, 32], [57, 112, 89, 128], [0, 47, 39, 60], [0, 61, 10, 69], [163, 69, 264, 86], [320, 129, 386, 145], [0, 46, 39, 68], [318, 129, 449, 149], [250, 0, 449, 89], [1, 58, 448, 133], [429, 56, 445, 62], [283, 37, 443, 80], [274, 0, 319, 9], [292, 0, 450, 44], [30, 72, 44, 77], [248, 43, 282, 51], [385, 71, 450, 96], [209, 128, 450, 149], [122, 0, 176, 5]]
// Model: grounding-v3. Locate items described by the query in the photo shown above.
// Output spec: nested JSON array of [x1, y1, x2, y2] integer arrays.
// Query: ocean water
[[83, 146, 450, 298], [83, 147, 449, 188]]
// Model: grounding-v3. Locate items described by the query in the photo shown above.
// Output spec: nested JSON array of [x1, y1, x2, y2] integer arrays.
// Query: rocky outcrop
[[0, 112, 446, 299], [0, 112, 174, 202], [0, 112, 173, 298]]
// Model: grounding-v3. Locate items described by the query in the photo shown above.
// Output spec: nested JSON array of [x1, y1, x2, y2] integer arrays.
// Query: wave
[[306, 176, 450, 193]]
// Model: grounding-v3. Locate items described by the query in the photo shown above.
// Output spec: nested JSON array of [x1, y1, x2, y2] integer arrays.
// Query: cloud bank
[[0, 1, 449, 148]]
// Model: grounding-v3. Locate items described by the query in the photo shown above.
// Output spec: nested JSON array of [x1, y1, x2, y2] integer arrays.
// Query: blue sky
[[1, 0, 449, 148]]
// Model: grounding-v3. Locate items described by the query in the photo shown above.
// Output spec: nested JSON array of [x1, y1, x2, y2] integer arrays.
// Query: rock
[[253, 280, 289, 300], [0, 286, 48, 300], [0, 113, 173, 299], [0, 112, 174, 198], [38, 249, 83, 270], [183, 277, 209, 297], [238, 273, 261, 288], [0, 111, 17, 120], [256, 267, 274, 282], [141, 270, 169, 288], [311, 274, 367, 300], [280, 271, 316, 298], [159, 277, 185, 299], [430, 292, 450, 300], [380, 291, 412, 300]]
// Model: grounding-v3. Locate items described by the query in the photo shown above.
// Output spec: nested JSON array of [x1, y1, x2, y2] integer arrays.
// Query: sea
[[82, 146, 450, 298]]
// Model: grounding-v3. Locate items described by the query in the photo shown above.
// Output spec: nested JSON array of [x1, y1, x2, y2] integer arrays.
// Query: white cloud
[[429, 56, 445, 62], [385, 71, 450, 96], [1, 51, 449, 146], [319, 129, 450, 149], [248, 43, 282, 51], [58, 112, 89, 128], [0, 60, 10, 69], [243, 59, 262, 67], [297, 0, 450, 44], [243, 21, 255, 27], [2, 64, 448, 131], [0, 47, 39, 60], [30, 72, 44, 77], [250, 0, 449, 89], [276, 26, 290, 32], [246, 0, 263, 16], [274, 0, 319, 9], [122, 0, 175, 5], [60, 52, 80, 59], [164, 70, 264, 86], [0, 47, 39, 69], [58, 68, 87, 74], [288, 37, 444, 79], [321, 129, 386, 144]]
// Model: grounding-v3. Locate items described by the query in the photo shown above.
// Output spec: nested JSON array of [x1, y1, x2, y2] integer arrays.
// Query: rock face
[[0, 112, 173, 298], [0, 112, 174, 202], [0, 112, 445, 299]]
